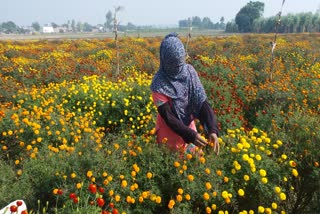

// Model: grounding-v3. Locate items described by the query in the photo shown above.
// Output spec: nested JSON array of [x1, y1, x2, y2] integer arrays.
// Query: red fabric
[[152, 92, 197, 151]]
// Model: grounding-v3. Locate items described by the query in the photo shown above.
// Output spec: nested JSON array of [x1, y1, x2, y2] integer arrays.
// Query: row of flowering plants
[[0, 34, 319, 213]]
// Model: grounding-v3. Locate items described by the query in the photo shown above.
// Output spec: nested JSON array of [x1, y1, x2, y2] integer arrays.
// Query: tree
[[235, 1, 265, 32], [51, 22, 58, 28], [192, 16, 202, 28], [1, 21, 18, 33], [105, 10, 113, 31], [71, 19, 76, 32], [201, 17, 213, 29]]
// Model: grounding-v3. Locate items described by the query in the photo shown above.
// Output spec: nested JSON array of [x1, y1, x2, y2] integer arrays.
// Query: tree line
[[1, 1, 319, 34], [226, 1, 320, 33]]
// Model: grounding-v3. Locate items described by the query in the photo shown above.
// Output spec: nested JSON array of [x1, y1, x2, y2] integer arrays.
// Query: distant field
[[0, 29, 226, 40]]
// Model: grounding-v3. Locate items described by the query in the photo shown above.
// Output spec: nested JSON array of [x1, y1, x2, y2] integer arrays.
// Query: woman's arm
[[198, 100, 219, 136], [157, 102, 197, 143]]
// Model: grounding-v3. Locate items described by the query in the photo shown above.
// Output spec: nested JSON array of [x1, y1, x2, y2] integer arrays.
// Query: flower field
[[0, 34, 319, 214]]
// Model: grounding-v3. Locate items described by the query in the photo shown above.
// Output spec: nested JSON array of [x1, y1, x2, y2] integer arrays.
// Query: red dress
[[152, 92, 197, 151]]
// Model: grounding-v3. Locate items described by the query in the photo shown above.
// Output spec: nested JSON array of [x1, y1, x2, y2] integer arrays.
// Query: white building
[[42, 26, 54, 33]]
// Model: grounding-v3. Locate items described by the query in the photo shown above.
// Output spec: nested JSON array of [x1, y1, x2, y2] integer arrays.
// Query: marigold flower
[[271, 202, 278, 209], [187, 174, 194, 181], [258, 206, 265, 213], [168, 199, 175, 209], [121, 180, 128, 188], [156, 196, 162, 203], [185, 194, 191, 201], [176, 194, 183, 202], [206, 207, 212, 213], [238, 189, 245, 196], [289, 160, 297, 167], [259, 169, 267, 177], [87, 170, 93, 178], [205, 182, 212, 190], [211, 204, 217, 210], [203, 192, 210, 201], [115, 194, 121, 202], [146, 172, 153, 179], [261, 177, 268, 184], [279, 192, 286, 200], [292, 169, 299, 177], [205, 168, 211, 174]]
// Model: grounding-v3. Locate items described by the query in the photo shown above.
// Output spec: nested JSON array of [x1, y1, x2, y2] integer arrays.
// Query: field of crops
[[0, 33, 319, 214]]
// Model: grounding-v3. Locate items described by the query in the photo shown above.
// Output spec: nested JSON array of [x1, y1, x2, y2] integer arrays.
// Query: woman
[[150, 33, 220, 154]]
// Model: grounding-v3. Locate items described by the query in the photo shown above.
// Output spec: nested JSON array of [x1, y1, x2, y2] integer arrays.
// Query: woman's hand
[[194, 134, 208, 148], [209, 133, 220, 155]]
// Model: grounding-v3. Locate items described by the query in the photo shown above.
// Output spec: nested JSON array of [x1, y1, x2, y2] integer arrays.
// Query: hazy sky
[[1, 0, 319, 26]]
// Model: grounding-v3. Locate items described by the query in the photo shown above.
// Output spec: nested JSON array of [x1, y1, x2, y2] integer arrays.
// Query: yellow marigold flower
[[176, 194, 183, 202], [146, 172, 153, 179], [283, 176, 288, 182], [274, 186, 281, 193], [121, 180, 128, 188], [115, 194, 121, 202], [187, 174, 194, 181], [211, 204, 217, 210], [244, 175, 250, 181], [186, 153, 193, 160], [205, 168, 211, 174], [131, 171, 136, 177], [281, 154, 287, 160], [16, 169, 22, 176], [292, 169, 299, 177], [216, 170, 222, 176], [271, 202, 278, 209], [185, 194, 191, 201], [76, 183, 82, 189], [206, 207, 212, 213], [265, 208, 272, 214], [225, 197, 231, 204], [259, 169, 267, 177], [258, 206, 265, 213], [174, 161, 180, 168], [15, 160, 20, 165], [279, 192, 286, 201], [242, 154, 249, 161], [87, 170, 93, 178], [71, 172, 76, 179], [203, 192, 210, 201], [109, 190, 114, 196], [255, 154, 262, 161], [249, 210, 254, 214], [218, 211, 224, 214], [261, 177, 268, 184], [102, 172, 108, 177], [289, 160, 297, 167], [168, 199, 175, 209], [238, 189, 245, 196], [281, 211, 286, 214], [276, 140, 283, 145], [205, 182, 212, 190], [142, 191, 149, 199], [53, 188, 59, 195], [182, 164, 188, 170], [212, 191, 217, 197], [138, 196, 144, 203], [222, 191, 228, 199], [177, 188, 183, 195], [223, 176, 229, 183], [156, 196, 161, 204], [200, 156, 206, 163]]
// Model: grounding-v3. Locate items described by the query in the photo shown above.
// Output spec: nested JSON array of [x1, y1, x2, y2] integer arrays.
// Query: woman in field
[[150, 33, 220, 154]]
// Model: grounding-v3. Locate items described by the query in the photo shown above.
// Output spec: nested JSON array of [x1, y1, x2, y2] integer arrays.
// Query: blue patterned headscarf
[[150, 33, 207, 126]]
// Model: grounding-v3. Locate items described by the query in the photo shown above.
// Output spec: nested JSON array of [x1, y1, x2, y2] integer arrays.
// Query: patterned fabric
[[150, 33, 207, 126]]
